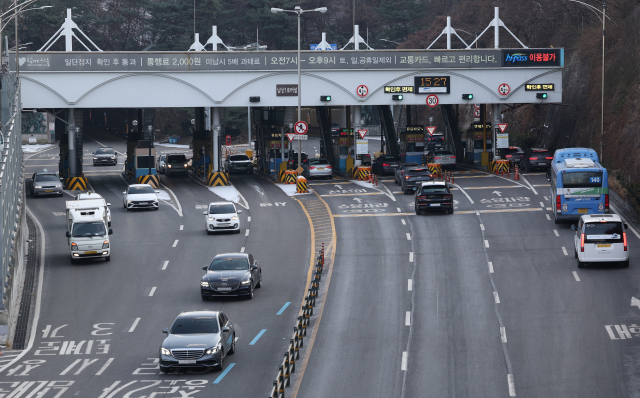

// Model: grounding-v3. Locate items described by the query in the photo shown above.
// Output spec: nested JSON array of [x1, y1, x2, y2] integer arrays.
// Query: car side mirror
[[624, 223, 629, 229], [570, 225, 576, 231], [237, 209, 242, 213], [162, 328, 168, 334], [202, 266, 208, 271], [122, 192, 126, 195], [106, 203, 111, 206], [108, 229, 113, 235], [221, 326, 230, 333], [203, 211, 208, 215], [66, 231, 70, 237]]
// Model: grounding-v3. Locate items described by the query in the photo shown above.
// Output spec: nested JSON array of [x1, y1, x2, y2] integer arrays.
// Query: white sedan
[[204, 201, 242, 234], [122, 184, 159, 211]]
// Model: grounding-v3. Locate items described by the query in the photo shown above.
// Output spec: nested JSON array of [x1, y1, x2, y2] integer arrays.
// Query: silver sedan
[[30, 170, 63, 197], [307, 158, 332, 179]]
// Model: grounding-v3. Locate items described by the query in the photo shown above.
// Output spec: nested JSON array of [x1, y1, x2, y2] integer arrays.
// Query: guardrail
[[268, 244, 325, 398]]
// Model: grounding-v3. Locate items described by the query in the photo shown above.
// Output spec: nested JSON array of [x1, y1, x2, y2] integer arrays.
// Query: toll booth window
[[230, 155, 250, 161], [406, 143, 424, 152], [339, 146, 348, 156], [474, 140, 492, 150], [137, 155, 155, 169]]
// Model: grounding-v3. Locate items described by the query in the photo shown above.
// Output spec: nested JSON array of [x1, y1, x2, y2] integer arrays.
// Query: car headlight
[[102, 240, 109, 249], [200, 281, 209, 287], [184, 164, 187, 168], [161, 347, 171, 356], [241, 279, 251, 285], [231, 216, 238, 220], [71, 242, 78, 251], [168, 165, 172, 168], [208, 216, 214, 221], [34, 185, 42, 189], [93, 157, 98, 160], [111, 155, 116, 159], [205, 345, 220, 355]]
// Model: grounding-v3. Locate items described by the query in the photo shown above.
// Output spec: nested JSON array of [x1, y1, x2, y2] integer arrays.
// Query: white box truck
[[65, 200, 112, 262]]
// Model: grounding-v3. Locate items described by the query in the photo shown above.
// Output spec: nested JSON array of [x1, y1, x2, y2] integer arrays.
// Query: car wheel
[[159, 365, 170, 373], [105, 255, 110, 262], [623, 259, 630, 268], [154, 207, 159, 211], [228, 334, 236, 355], [201, 295, 208, 301], [126, 207, 130, 212], [448, 208, 454, 214], [256, 272, 262, 288], [403, 189, 409, 195], [59, 193, 64, 197], [246, 286, 254, 300], [415, 207, 420, 215], [216, 351, 224, 371], [577, 259, 584, 269]]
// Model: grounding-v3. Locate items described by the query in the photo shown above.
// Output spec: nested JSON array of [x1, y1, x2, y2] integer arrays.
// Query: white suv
[[572, 214, 629, 268], [204, 202, 242, 234]]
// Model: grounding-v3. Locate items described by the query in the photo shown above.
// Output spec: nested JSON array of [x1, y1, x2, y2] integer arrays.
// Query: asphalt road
[[6, 131, 312, 397]]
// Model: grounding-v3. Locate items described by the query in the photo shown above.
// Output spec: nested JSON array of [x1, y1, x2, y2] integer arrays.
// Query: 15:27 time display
[[414, 76, 450, 94]]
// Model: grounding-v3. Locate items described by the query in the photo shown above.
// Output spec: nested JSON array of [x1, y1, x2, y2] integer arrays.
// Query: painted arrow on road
[[353, 198, 362, 203], [631, 296, 640, 310], [493, 191, 502, 197], [334, 185, 343, 189]]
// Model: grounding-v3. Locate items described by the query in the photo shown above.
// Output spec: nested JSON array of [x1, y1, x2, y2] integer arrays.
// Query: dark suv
[[165, 153, 188, 176], [502, 147, 524, 167], [520, 148, 552, 172], [288, 152, 308, 169]]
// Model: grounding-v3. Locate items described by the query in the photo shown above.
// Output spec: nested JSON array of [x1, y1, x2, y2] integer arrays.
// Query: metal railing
[[268, 245, 325, 398], [0, 71, 25, 313]]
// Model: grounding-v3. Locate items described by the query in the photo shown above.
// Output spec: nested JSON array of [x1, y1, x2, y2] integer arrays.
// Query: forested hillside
[[5, 0, 640, 202]]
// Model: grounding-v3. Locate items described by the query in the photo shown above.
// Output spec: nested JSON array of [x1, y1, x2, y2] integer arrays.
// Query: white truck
[[65, 200, 112, 262]]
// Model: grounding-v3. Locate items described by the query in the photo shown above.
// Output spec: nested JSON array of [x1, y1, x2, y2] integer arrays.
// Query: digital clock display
[[414, 76, 450, 94]]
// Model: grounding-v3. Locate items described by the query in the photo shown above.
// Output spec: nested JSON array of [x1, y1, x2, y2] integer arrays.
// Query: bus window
[[562, 172, 603, 188]]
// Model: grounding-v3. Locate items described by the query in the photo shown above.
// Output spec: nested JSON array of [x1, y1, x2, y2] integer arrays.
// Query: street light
[[564, 0, 608, 162], [380, 38, 401, 46], [271, 5, 327, 169]]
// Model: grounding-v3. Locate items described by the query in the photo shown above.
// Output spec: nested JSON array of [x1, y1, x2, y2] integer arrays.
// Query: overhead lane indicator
[[294, 121, 308, 135]]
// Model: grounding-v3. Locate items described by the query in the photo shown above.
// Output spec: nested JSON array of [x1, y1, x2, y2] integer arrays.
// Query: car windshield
[[435, 151, 453, 155], [171, 316, 219, 334], [504, 148, 522, 154], [209, 204, 236, 214], [584, 222, 623, 243], [407, 169, 431, 176], [167, 154, 186, 163], [72, 222, 106, 237], [230, 155, 250, 161], [208, 257, 249, 271], [381, 156, 401, 162], [35, 174, 58, 182], [95, 148, 114, 155], [421, 185, 448, 193], [531, 150, 550, 157], [309, 159, 329, 165], [128, 186, 155, 194]]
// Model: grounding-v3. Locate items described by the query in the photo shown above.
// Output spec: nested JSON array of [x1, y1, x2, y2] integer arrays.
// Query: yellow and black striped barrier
[[296, 176, 308, 193], [427, 163, 442, 177], [206, 171, 230, 186], [281, 170, 297, 184], [137, 174, 160, 188], [348, 167, 356, 180], [65, 176, 88, 191], [487, 160, 496, 173], [356, 166, 371, 181], [495, 159, 510, 174]]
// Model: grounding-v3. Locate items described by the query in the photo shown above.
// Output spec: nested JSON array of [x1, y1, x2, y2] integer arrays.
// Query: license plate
[[597, 244, 611, 248], [219, 223, 230, 226], [578, 209, 588, 214], [413, 187, 417, 190], [45, 190, 53, 192], [85, 251, 97, 254], [179, 360, 196, 365], [317, 167, 325, 170], [430, 203, 441, 207], [218, 287, 232, 292]]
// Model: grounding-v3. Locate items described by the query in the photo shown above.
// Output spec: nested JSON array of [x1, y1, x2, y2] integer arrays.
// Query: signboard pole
[[493, 104, 501, 159]]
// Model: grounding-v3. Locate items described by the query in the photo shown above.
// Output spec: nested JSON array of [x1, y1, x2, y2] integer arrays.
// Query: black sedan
[[159, 311, 235, 373], [201, 253, 262, 300], [502, 147, 524, 167], [372, 155, 401, 176], [394, 162, 419, 185], [401, 167, 434, 194], [92, 147, 118, 165]]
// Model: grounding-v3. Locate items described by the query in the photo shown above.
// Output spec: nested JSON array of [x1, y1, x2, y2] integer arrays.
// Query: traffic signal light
[[462, 94, 473, 100], [536, 93, 547, 99], [392, 94, 403, 100], [320, 95, 331, 101]]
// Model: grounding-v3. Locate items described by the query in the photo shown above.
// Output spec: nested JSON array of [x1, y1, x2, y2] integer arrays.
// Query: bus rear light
[[556, 195, 561, 212], [624, 232, 628, 251], [580, 233, 585, 252], [605, 194, 609, 211]]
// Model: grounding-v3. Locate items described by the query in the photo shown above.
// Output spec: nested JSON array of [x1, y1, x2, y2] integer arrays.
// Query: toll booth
[[471, 122, 492, 165], [134, 144, 156, 179], [192, 130, 211, 176], [400, 126, 425, 164], [268, 139, 284, 175], [335, 129, 353, 172]]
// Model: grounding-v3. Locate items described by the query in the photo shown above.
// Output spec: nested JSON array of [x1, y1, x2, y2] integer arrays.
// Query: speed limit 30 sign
[[426, 94, 439, 107]]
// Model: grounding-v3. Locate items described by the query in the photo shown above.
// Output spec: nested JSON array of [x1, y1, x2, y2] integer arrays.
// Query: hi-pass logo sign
[[501, 49, 562, 67]]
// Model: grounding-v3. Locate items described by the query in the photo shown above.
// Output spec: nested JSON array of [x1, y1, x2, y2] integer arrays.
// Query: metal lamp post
[[215, 125, 221, 171], [271, 6, 327, 168], [147, 125, 153, 177]]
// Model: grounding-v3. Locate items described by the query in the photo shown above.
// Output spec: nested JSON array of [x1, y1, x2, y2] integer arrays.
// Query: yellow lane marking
[[320, 192, 384, 197], [533, 184, 549, 187]]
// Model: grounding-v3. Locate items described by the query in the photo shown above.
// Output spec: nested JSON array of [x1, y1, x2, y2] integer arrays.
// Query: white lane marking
[[452, 183, 474, 204], [409, 252, 413, 262], [484, 240, 490, 248], [476, 210, 480, 216], [240, 247, 245, 253], [553, 230, 559, 237], [573, 271, 581, 282], [546, 213, 551, 221], [401, 219, 406, 225], [248, 216, 251, 222], [397, 207, 402, 213], [488, 261, 494, 273], [159, 183, 184, 217], [245, 229, 250, 236], [408, 279, 413, 291], [610, 203, 640, 240], [149, 287, 156, 297], [180, 225, 184, 230], [500, 327, 507, 343], [540, 201, 545, 208], [480, 224, 485, 231], [95, 358, 114, 375], [519, 173, 539, 195], [562, 247, 568, 256], [162, 261, 169, 270], [128, 318, 141, 333], [401, 352, 408, 371], [546, 207, 552, 211], [406, 233, 411, 241], [508, 374, 516, 396], [405, 311, 411, 326], [494, 291, 500, 303], [172, 240, 179, 247]]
